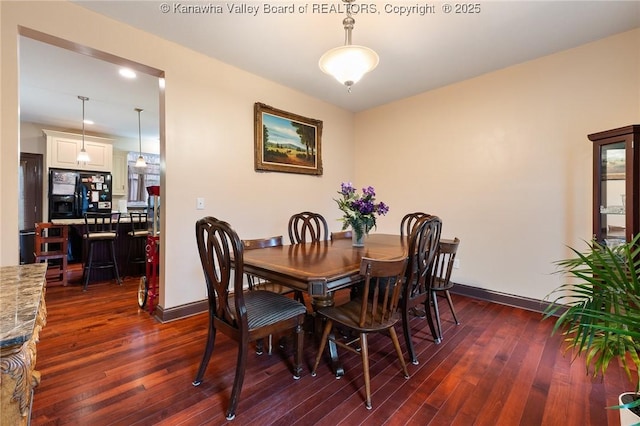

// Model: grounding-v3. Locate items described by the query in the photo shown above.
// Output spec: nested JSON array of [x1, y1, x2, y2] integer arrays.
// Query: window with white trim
[[127, 152, 160, 204]]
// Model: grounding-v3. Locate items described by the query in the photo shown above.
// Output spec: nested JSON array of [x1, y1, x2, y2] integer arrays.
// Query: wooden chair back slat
[[330, 230, 352, 240], [288, 212, 328, 244], [400, 212, 431, 237]]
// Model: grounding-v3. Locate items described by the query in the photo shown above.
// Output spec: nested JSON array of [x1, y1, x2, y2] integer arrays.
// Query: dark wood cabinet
[[588, 125, 640, 244]]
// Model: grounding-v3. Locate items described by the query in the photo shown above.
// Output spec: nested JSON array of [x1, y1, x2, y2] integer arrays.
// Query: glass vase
[[352, 223, 366, 247]]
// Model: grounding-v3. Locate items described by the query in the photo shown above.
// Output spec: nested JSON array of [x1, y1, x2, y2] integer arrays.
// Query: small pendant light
[[134, 107, 147, 168], [76, 96, 90, 163]]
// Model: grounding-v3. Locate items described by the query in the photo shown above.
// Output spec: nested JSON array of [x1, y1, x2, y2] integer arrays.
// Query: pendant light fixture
[[134, 107, 147, 168], [76, 96, 90, 163], [318, 0, 379, 91]]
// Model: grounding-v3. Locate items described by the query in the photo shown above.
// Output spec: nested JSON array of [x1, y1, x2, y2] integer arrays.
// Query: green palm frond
[[544, 234, 640, 397]]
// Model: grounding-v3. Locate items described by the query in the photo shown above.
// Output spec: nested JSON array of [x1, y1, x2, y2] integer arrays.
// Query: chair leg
[[83, 242, 94, 291], [401, 304, 418, 365], [425, 292, 441, 344], [109, 240, 122, 285], [445, 290, 460, 325], [293, 290, 305, 304], [311, 319, 333, 376], [227, 337, 249, 421], [360, 333, 372, 410], [255, 338, 264, 355], [192, 321, 216, 386], [293, 322, 303, 379], [125, 237, 134, 278], [389, 326, 409, 379], [61, 256, 68, 286], [431, 290, 443, 343]]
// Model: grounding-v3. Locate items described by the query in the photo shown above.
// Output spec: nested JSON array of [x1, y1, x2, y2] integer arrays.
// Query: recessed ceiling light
[[83, 119, 94, 125], [119, 68, 137, 79]]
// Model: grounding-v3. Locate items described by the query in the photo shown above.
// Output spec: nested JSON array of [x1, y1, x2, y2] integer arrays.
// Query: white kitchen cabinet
[[44, 129, 113, 172], [112, 150, 128, 196]]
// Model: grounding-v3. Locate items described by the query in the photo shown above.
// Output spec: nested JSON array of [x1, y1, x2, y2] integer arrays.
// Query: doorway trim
[[18, 26, 164, 78]]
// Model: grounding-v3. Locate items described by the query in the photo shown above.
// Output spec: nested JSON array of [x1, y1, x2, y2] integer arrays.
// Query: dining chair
[[82, 212, 122, 291], [288, 211, 329, 244], [400, 211, 431, 237], [430, 237, 461, 341], [330, 229, 352, 240], [400, 215, 442, 364], [288, 211, 329, 303], [34, 222, 69, 286], [242, 235, 295, 355], [193, 217, 306, 421], [311, 256, 410, 409], [242, 235, 289, 293]]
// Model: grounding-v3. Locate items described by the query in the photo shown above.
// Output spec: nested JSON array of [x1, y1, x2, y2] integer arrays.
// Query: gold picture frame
[[254, 102, 323, 176]]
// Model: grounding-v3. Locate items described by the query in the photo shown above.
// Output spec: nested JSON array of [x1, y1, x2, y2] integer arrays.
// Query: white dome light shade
[[135, 155, 147, 168], [319, 45, 379, 86], [77, 148, 90, 163]]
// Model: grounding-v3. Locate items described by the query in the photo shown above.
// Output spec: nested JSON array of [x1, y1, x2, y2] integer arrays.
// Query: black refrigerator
[[49, 168, 113, 220]]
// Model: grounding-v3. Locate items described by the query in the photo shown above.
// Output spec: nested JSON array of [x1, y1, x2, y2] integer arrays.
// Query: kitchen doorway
[[18, 28, 165, 301]]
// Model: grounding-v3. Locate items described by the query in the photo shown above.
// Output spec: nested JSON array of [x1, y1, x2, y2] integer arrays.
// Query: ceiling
[[19, 36, 161, 142], [19, 1, 640, 141]]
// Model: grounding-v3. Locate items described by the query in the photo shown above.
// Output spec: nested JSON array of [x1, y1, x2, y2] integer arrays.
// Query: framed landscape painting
[[254, 102, 323, 176], [602, 147, 625, 180]]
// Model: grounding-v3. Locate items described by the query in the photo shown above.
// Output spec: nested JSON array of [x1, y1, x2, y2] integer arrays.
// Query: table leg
[[311, 293, 345, 378]]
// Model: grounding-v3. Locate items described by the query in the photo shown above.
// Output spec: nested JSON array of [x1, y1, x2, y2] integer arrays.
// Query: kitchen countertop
[[52, 214, 146, 226], [0, 263, 47, 348]]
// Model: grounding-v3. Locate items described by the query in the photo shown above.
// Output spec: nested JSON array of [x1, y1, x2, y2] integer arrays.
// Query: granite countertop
[[0, 263, 46, 348]]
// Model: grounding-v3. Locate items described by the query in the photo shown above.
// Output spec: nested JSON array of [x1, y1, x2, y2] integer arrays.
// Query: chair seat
[[129, 230, 149, 237], [36, 251, 66, 260], [37, 236, 66, 244], [85, 232, 118, 240], [231, 290, 307, 331], [252, 281, 294, 295], [318, 299, 400, 333], [431, 277, 454, 291]]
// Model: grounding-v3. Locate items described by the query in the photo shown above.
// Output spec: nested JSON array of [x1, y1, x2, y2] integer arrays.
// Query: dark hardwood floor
[[31, 274, 632, 425]]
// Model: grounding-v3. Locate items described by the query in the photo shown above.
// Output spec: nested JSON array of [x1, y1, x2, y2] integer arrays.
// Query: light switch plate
[[196, 197, 205, 210]]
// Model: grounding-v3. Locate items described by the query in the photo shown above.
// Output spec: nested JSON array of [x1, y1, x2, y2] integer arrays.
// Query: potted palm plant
[[544, 235, 640, 425]]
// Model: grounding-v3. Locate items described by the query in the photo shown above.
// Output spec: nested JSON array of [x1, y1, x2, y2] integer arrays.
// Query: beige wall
[[356, 29, 640, 300], [1, 1, 354, 309], [2, 1, 638, 307]]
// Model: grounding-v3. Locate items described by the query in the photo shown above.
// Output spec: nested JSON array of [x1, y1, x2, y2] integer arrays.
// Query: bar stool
[[125, 211, 148, 277], [34, 222, 69, 286], [82, 212, 122, 291]]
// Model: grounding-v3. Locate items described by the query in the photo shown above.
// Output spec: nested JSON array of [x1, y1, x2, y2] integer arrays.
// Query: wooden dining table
[[242, 233, 408, 302], [242, 233, 409, 376]]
